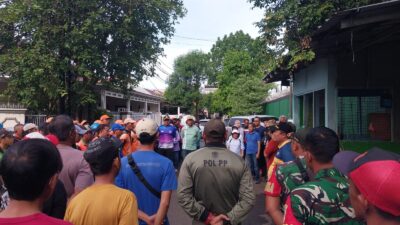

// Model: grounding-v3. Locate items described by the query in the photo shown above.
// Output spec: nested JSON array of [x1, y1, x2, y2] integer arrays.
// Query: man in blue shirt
[[268, 123, 295, 178], [116, 118, 177, 225], [245, 123, 261, 183], [157, 116, 177, 163]]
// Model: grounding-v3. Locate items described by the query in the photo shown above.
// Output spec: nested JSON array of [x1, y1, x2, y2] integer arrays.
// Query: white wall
[[0, 110, 26, 130]]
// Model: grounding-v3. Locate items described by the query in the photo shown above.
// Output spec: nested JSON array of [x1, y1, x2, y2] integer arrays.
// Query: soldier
[[333, 148, 400, 225], [178, 119, 255, 225], [264, 128, 311, 225], [283, 127, 364, 225]]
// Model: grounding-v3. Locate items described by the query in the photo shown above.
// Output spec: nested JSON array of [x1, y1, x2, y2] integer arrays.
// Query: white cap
[[186, 115, 196, 121], [23, 123, 38, 132], [232, 129, 240, 134], [124, 117, 136, 124], [135, 118, 158, 136]]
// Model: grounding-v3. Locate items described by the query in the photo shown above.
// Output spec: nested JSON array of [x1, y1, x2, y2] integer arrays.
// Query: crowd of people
[[0, 113, 398, 225]]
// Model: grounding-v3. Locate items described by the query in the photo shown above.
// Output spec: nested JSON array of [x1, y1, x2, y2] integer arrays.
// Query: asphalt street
[[168, 180, 274, 225]]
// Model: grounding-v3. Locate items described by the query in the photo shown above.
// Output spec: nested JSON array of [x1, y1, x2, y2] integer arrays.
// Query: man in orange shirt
[[120, 118, 137, 156]]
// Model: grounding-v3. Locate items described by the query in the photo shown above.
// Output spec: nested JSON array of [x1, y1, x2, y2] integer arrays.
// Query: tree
[[164, 50, 211, 119], [211, 50, 271, 115], [208, 30, 266, 84], [0, 0, 185, 115], [249, 0, 387, 71]]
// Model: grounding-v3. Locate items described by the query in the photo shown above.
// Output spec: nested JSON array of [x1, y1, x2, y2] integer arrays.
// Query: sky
[[139, 0, 265, 90]]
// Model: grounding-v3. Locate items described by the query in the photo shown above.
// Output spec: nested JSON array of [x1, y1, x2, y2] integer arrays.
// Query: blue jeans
[[246, 154, 259, 181]]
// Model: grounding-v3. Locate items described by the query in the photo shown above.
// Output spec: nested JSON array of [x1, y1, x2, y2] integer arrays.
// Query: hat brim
[[333, 151, 360, 175]]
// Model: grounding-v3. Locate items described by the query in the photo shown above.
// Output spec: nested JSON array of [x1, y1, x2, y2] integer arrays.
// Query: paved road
[[168, 181, 274, 225]]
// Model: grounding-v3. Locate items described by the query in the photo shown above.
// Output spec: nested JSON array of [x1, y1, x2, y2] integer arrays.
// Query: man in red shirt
[[0, 139, 72, 225]]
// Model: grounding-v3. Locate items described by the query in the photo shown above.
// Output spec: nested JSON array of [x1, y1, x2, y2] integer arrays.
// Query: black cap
[[271, 123, 293, 134], [84, 137, 118, 165], [204, 119, 226, 138], [290, 128, 310, 146]]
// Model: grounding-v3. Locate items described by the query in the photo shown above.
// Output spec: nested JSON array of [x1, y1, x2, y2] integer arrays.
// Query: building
[[263, 85, 291, 118], [0, 78, 27, 129], [99, 87, 163, 124], [264, 1, 400, 142]]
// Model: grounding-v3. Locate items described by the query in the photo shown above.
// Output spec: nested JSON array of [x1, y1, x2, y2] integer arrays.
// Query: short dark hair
[[39, 123, 49, 135], [49, 115, 74, 141], [138, 132, 157, 145], [14, 124, 23, 131], [1, 139, 63, 201], [84, 138, 118, 176], [304, 127, 339, 163]]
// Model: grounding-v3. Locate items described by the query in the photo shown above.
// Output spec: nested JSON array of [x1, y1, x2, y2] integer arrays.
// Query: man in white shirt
[[226, 129, 244, 157]]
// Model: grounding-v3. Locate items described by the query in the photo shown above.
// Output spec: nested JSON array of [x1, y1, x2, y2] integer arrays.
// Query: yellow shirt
[[65, 184, 139, 225]]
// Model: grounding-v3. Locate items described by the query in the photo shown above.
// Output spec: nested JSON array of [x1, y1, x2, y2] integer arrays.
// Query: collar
[[278, 139, 291, 148], [205, 143, 226, 148], [314, 167, 341, 180]]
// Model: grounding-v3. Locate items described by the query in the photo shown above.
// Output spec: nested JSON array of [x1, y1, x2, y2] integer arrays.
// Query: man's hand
[[148, 214, 157, 225], [210, 214, 230, 225]]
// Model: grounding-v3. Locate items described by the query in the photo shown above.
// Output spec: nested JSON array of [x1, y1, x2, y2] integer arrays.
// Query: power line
[[159, 59, 173, 71], [174, 35, 215, 42]]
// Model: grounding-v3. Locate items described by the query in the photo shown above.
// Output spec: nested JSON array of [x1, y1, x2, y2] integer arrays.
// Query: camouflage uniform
[[265, 158, 309, 207], [284, 168, 365, 225]]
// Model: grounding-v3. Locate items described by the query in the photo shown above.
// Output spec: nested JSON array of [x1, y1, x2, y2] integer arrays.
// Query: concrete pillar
[[158, 103, 161, 113], [126, 99, 131, 112], [144, 101, 148, 113], [101, 90, 107, 109], [177, 107, 181, 115]]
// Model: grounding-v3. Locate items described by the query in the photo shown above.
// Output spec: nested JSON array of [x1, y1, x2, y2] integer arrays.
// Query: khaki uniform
[[177, 144, 255, 225]]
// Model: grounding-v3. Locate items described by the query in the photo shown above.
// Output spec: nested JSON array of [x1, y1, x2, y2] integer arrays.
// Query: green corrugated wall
[[264, 97, 290, 117]]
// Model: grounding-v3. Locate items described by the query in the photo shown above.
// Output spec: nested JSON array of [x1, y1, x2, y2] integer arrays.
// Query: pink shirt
[[0, 213, 72, 225], [57, 144, 93, 198]]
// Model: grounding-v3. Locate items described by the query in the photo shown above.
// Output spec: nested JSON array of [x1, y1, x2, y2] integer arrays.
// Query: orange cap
[[115, 119, 124, 125], [100, 114, 111, 121]]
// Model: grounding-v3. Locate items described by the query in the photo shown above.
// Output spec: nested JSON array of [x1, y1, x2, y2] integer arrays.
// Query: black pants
[[257, 144, 267, 178], [157, 148, 174, 163]]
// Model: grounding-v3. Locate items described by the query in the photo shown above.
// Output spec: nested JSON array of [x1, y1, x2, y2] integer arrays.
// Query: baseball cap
[[135, 118, 158, 136], [0, 129, 13, 138], [289, 128, 310, 146], [271, 123, 293, 134], [100, 114, 111, 121], [111, 123, 125, 132], [84, 137, 118, 166], [124, 118, 136, 124], [333, 148, 400, 216], [186, 115, 195, 121], [75, 125, 89, 135], [23, 123, 38, 132], [204, 119, 225, 139], [232, 129, 240, 134], [114, 119, 124, 125], [90, 122, 100, 132]]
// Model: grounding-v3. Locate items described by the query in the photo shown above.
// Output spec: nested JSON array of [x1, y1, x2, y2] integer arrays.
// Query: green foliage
[[249, 0, 387, 71], [211, 50, 270, 116], [0, 0, 185, 114], [208, 30, 268, 84], [164, 50, 211, 115]]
